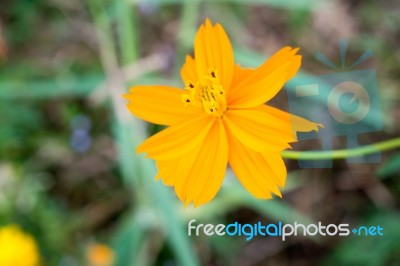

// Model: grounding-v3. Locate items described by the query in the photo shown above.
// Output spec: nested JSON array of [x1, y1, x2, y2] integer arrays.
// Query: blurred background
[[0, 0, 399, 265]]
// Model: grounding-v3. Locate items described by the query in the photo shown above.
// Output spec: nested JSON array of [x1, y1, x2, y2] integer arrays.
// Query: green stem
[[178, 0, 200, 50], [116, 0, 139, 65], [281, 137, 400, 160], [174, 0, 201, 75]]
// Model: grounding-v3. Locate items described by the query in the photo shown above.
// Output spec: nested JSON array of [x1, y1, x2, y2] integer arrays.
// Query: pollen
[[182, 69, 227, 117]]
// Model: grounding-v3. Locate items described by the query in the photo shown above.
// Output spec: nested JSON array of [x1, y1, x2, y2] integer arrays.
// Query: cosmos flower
[[0, 224, 40, 266], [124, 19, 321, 207], [86, 243, 115, 266]]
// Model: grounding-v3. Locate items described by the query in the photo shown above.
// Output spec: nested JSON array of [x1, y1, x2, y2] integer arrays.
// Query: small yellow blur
[[86, 243, 115, 266]]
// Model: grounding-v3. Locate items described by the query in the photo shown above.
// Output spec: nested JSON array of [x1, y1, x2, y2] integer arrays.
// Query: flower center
[[182, 69, 227, 117]]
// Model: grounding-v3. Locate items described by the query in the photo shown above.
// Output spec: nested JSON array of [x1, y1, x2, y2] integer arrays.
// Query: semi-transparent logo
[[287, 40, 382, 168]]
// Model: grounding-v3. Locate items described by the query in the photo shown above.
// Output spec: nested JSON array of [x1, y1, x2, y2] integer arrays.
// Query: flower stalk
[[281, 137, 400, 160]]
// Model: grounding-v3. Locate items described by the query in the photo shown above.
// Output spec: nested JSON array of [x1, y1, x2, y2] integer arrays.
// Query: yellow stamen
[[182, 69, 227, 117]]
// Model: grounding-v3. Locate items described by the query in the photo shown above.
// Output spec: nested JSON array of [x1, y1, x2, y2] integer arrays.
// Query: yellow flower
[[0, 224, 40, 266], [124, 19, 321, 207], [86, 243, 115, 266]]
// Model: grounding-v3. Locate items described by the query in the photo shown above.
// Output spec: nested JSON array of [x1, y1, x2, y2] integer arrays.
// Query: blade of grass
[[112, 211, 151, 266], [177, 0, 200, 51], [130, 0, 326, 10], [115, 0, 139, 65], [87, 1, 199, 265], [174, 0, 201, 76], [0, 75, 102, 99], [142, 160, 199, 266], [377, 153, 400, 179], [185, 183, 314, 225]]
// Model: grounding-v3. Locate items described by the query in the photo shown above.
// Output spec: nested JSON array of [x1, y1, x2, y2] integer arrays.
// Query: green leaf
[[0, 75, 103, 99], [324, 210, 400, 266], [115, 0, 139, 64], [130, 0, 326, 10], [377, 153, 400, 178]]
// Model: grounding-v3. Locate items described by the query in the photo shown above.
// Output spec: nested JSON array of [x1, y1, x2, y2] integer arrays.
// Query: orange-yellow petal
[[257, 104, 323, 139], [155, 119, 228, 207], [255, 46, 301, 82], [290, 114, 324, 133], [236, 46, 300, 85], [230, 64, 254, 86], [155, 159, 177, 186], [228, 47, 301, 108], [180, 55, 198, 83], [194, 18, 234, 91], [223, 107, 296, 153], [124, 85, 201, 126], [227, 130, 286, 198], [156, 149, 205, 201], [137, 114, 213, 160]]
